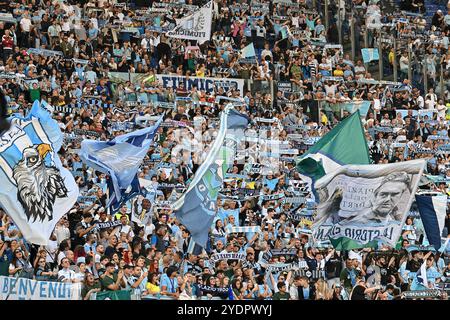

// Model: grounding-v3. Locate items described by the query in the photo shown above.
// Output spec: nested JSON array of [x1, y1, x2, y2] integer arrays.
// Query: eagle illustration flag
[[0, 100, 78, 245], [166, 1, 213, 44], [296, 111, 370, 188], [172, 105, 249, 248], [80, 117, 162, 212]]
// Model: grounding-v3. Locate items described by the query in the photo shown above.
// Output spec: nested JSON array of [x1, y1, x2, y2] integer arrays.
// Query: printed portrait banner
[[312, 160, 426, 250], [0, 276, 81, 300], [154, 74, 245, 95]]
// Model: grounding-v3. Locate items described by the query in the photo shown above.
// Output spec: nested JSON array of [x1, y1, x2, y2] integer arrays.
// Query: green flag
[[96, 290, 131, 300], [296, 111, 370, 181]]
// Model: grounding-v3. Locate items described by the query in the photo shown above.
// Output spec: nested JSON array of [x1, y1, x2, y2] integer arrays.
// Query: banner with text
[[312, 160, 426, 249], [0, 276, 81, 300], [166, 1, 212, 44]]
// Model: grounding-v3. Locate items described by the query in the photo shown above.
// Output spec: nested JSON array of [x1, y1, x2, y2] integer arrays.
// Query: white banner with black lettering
[[155, 74, 245, 95], [312, 160, 426, 249], [166, 1, 212, 44], [0, 276, 82, 300]]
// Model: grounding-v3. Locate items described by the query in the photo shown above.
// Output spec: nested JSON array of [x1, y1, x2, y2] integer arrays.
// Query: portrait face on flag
[[312, 160, 426, 248]]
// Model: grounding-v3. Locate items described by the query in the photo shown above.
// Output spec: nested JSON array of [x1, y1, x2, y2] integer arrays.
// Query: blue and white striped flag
[[361, 48, 379, 64], [172, 106, 249, 248], [0, 100, 78, 245], [415, 193, 447, 251], [80, 118, 162, 211]]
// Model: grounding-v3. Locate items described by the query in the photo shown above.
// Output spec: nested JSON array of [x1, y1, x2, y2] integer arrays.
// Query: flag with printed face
[[172, 106, 249, 248], [0, 100, 78, 245], [80, 118, 162, 212], [312, 160, 426, 250], [361, 48, 380, 64]]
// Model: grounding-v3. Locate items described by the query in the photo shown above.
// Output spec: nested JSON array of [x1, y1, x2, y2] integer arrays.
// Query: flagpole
[[393, 35, 398, 83]]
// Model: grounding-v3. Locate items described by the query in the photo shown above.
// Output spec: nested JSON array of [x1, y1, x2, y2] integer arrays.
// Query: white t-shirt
[[20, 18, 32, 32], [399, 56, 409, 71], [90, 17, 98, 30], [114, 224, 135, 238], [58, 268, 76, 282], [55, 225, 70, 244], [355, 65, 366, 74], [144, 224, 155, 240], [57, 251, 67, 265], [44, 240, 58, 264], [62, 21, 71, 32]]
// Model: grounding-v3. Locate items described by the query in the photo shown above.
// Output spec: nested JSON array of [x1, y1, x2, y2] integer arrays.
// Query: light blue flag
[[361, 48, 379, 64], [339, 101, 372, 117], [107, 174, 142, 214], [0, 100, 78, 245], [172, 106, 249, 248], [80, 118, 163, 209], [240, 43, 256, 58]]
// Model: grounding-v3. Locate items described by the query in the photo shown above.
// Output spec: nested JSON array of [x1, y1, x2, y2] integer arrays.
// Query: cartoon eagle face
[[12, 144, 68, 223], [23, 147, 42, 168]]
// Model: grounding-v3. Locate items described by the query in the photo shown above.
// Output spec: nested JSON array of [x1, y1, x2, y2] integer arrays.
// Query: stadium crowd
[[0, 0, 450, 300]]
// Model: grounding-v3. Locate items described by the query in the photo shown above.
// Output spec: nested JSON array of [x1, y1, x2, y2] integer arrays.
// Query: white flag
[[166, 1, 212, 44], [0, 101, 78, 245]]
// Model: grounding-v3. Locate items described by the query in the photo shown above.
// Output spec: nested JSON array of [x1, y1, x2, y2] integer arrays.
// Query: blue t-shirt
[[88, 28, 98, 39], [160, 274, 178, 293], [302, 287, 310, 300], [258, 284, 272, 300]]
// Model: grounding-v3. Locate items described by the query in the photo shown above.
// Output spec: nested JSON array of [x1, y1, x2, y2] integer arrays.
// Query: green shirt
[[224, 268, 234, 279], [290, 64, 301, 80], [100, 273, 118, 291], [0, 261, 9, 277], [273, 291, 290, 300], [29, 88, 41, 102], [81, 281, 102, 299]]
